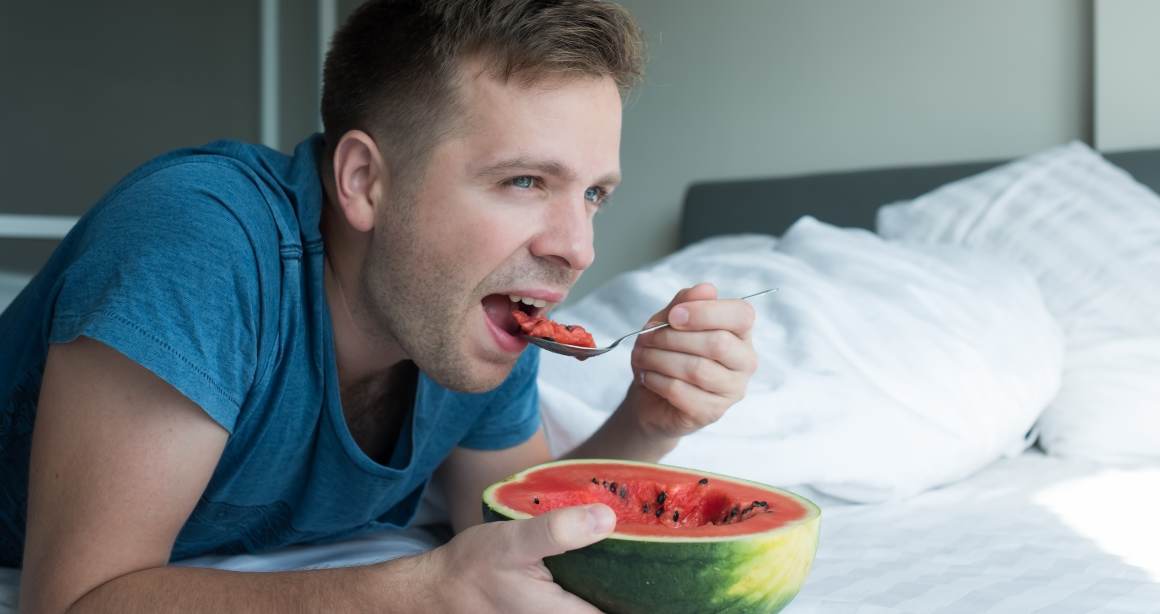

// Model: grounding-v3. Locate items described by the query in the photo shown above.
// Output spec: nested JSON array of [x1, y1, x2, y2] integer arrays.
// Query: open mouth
[[481, 294, 553, 336]]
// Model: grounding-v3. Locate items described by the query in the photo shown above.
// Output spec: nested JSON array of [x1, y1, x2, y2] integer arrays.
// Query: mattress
[[788, 450, 1160, 613], [2, 451, 1157, 612]]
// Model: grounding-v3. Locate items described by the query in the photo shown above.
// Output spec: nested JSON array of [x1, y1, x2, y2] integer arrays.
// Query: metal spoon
[[524, 288, 778, 360]]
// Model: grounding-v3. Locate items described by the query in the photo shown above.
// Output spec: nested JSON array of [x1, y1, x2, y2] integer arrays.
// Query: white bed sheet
[[2, 451, 1158, 612], [789, 450, 1160, 613]]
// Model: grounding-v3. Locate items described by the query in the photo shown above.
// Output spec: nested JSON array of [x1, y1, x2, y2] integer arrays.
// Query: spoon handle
[[619, 288, 777, 345], [737, 288, 778, 301], [618, 321, 671, 344]]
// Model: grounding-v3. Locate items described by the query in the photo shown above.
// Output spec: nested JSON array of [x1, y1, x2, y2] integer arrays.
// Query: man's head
[[320, 0, 644, 392]]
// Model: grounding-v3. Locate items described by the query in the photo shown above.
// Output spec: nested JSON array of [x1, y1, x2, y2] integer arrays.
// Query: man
[[0, 1, 756, 611]]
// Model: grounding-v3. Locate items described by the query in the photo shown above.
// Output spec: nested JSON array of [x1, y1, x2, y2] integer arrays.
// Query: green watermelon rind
[[481, 458, 821, 614]]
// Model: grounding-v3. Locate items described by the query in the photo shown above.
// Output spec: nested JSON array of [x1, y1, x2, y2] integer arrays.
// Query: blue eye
[[510, 176, 535, 189], [584, 186, 607, 204]]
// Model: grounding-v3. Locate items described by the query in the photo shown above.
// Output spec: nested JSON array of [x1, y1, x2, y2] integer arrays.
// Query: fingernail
[[587, 505, 616, 534], [669, 306, 689, 326]]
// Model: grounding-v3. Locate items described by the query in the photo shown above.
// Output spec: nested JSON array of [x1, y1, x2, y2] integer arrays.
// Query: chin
[[423, 350, 518, 394]]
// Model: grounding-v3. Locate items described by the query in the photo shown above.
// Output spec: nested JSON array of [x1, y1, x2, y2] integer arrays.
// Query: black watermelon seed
[[655, 507, 664, 518], [642, 504, 650, 514], [618, 486, 628, 499], [656, 492, 667, 505], [698, 478, 709, 486], [754, 500, 768, 507], [591, 477, 598, 485], [672, 511, 679, 522], [565, 325, 576, 331], [609, 481, 618, 494], [533, 498, 540, 504]]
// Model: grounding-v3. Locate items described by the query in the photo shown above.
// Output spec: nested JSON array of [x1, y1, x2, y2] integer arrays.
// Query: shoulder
[[70, 143, 298, 276], [105, 145, 282, 232]]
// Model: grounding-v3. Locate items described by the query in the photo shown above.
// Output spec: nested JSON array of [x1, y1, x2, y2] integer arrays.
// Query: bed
[[3, 145, 1160, 612], [535, 141, 1160, 613], [665, 145, 1160, 613]]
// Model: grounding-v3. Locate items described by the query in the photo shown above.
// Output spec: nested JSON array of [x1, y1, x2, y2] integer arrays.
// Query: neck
[[321, 198, 407, 389]]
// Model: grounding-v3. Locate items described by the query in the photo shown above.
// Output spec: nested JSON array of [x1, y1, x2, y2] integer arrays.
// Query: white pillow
[[878, 142, 1160, 464], [539, 220, 1062, 502]]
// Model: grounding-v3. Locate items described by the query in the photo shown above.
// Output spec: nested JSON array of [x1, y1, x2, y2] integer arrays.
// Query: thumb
[[506, 504, 616, 565], [646, 282, 718, 326]]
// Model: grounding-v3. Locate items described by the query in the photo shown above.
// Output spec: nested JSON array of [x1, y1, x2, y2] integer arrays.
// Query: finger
[[633, 346, 741, 396], [639, 370, 732, 424], [505, 504, 616, 565], [665, 298, 756, 337], [522, 582, 606, 614], [635, 328, 756, 374], [645, 283, 718, 325]]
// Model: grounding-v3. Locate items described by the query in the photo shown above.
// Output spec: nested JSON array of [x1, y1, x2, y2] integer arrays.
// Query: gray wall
[[576, 0, 1093, 299], [0, 1, 349, 274], [1094, 0, 1160, 152], [0, 2, 262, 273]]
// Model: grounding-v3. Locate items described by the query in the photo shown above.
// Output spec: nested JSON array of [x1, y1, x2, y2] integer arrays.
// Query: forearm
[[64, 554, 433, 614], [564, 387, 679, 463]]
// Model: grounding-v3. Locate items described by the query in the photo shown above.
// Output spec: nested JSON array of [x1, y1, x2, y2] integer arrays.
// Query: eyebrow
[[475, 156, 621, 187]]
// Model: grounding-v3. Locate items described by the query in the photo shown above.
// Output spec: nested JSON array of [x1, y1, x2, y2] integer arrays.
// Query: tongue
[[482, 294, 519, 334]]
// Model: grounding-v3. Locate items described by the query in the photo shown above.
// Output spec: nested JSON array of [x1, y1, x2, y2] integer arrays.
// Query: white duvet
[[539, 218, 1064, 502]]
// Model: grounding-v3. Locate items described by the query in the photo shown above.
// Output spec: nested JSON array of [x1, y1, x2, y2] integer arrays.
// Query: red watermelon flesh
[[492, 461, 808, 538]]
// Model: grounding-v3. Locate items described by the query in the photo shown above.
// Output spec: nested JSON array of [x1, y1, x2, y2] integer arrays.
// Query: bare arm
[[561, 386, 680, 462], [20, 338, 434, 613], [436, 428, 552, 533], [567, 284, 759, 463]]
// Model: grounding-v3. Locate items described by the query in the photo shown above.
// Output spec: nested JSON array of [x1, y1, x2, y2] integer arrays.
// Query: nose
[[528, 193, 596, 271]]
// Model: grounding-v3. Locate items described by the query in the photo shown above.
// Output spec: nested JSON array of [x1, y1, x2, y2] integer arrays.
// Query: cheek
[[416, 191, 533, 269]]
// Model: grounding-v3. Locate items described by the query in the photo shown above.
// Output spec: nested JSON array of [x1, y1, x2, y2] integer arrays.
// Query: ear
[[330, 130, 387, 233]]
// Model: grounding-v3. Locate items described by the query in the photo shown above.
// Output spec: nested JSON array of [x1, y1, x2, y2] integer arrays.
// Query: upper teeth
[[509, 295, 548, 308]]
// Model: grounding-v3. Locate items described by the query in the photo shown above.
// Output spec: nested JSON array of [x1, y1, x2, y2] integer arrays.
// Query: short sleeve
[[49, 161, 268, 433], [457, 348, 542, 450]]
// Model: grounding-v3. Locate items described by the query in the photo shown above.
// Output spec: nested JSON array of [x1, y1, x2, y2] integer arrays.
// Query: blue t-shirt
[[0, 135, 541, 566]]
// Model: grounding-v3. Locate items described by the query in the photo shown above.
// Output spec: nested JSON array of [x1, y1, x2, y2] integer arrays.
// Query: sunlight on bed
[[1034, 467, 1160, 581]]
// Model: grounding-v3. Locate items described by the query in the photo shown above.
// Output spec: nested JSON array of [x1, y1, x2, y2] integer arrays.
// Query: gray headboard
[[679, 147, 1160, 247]]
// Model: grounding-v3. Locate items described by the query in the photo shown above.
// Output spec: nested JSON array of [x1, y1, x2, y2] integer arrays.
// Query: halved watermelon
[[482, 459, 820, 614]]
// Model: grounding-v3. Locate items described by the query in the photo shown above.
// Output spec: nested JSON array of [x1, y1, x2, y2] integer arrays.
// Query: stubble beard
[[355, 190, 579, 394], [357, 207, 496, 393]]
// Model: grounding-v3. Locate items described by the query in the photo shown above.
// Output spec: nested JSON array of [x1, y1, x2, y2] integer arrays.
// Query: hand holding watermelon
[[425, 503, 617, 613], [627, 282, 758, 442]]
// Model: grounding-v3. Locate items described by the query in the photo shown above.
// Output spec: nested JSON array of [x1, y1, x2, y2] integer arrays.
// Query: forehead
[[442, 58, 623, 175]]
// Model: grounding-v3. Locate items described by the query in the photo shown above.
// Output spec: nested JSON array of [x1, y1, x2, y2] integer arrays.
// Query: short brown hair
[[321, 0, 645, 178]]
